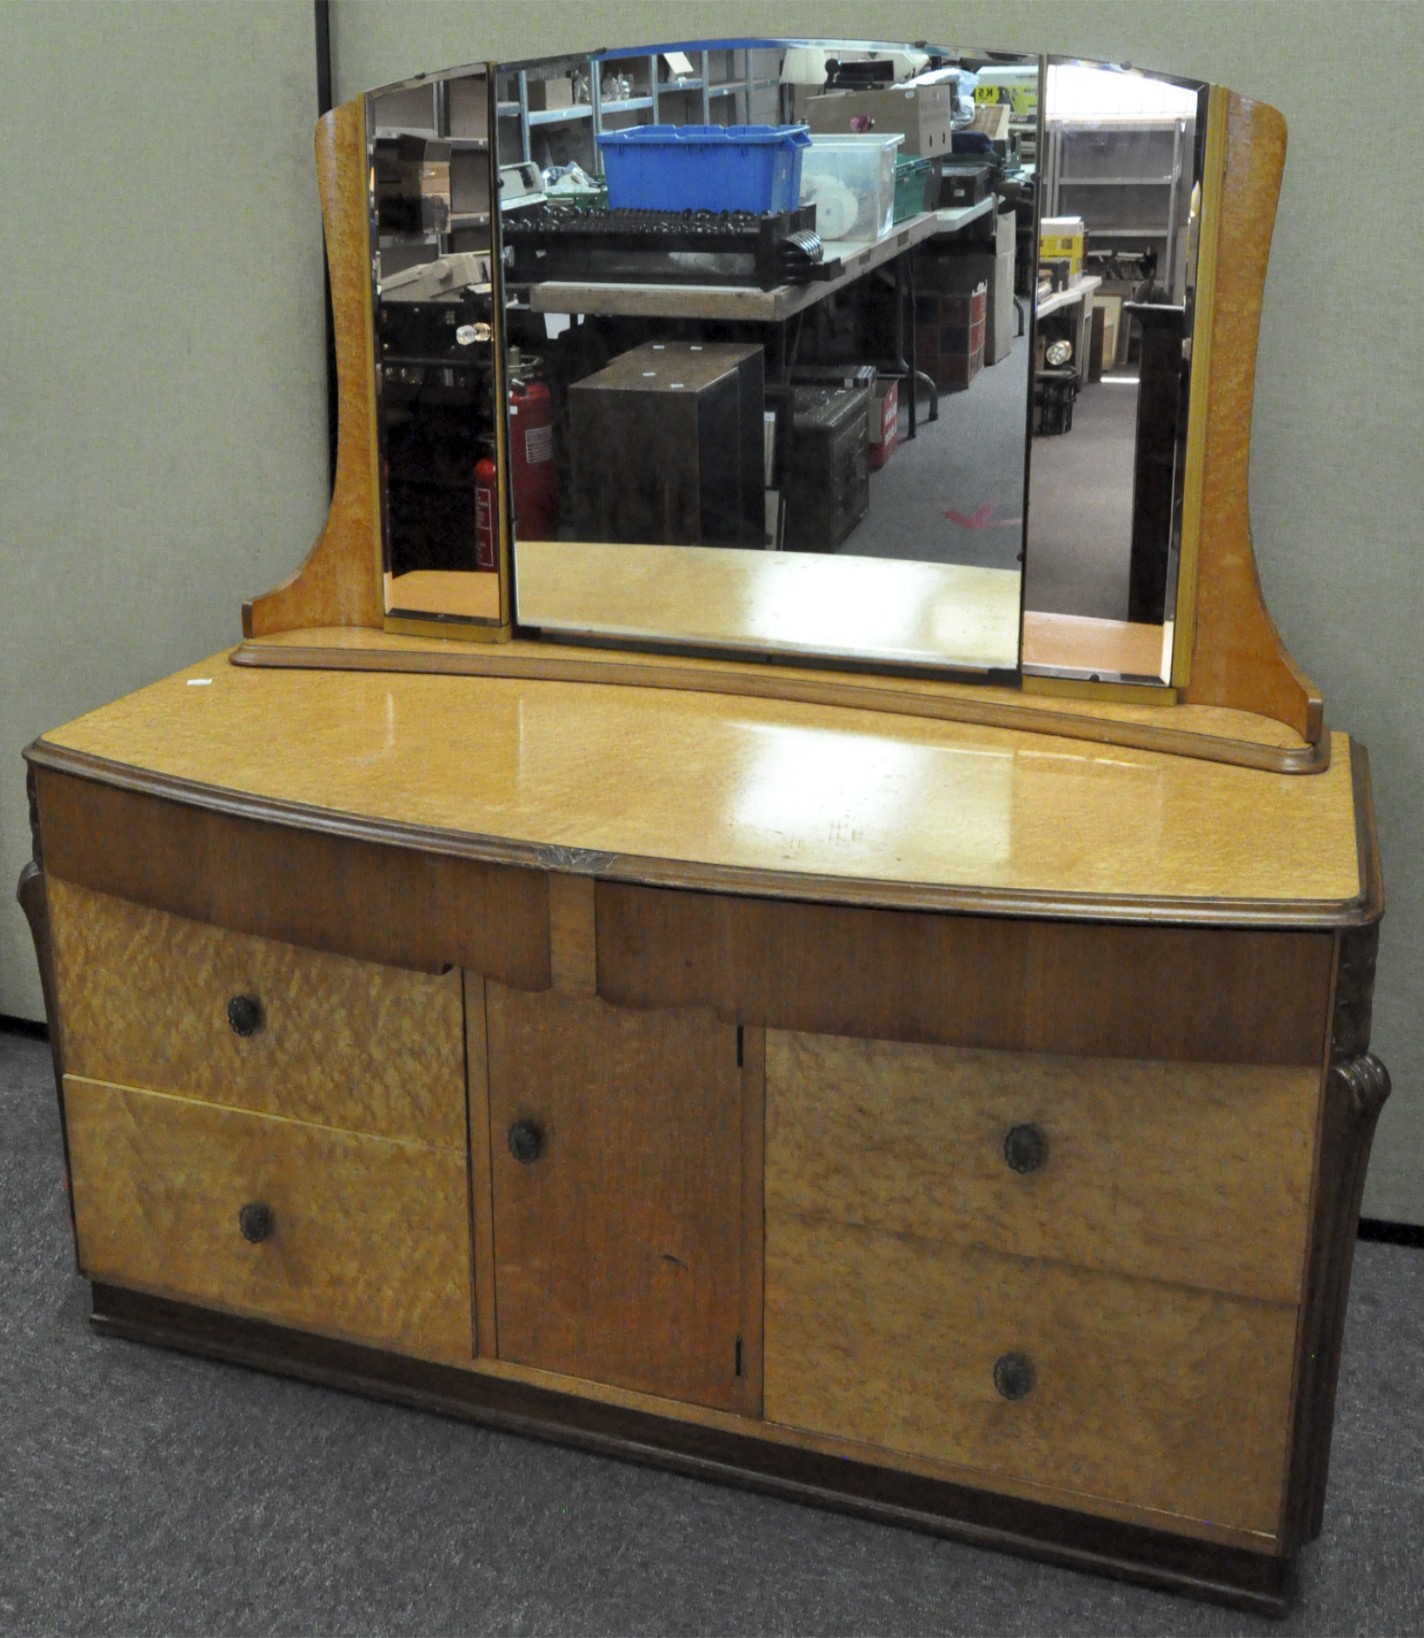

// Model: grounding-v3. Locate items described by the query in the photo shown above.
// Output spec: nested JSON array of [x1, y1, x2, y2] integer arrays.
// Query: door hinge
[[735, 1336, 744, 1377], [736, 1026, 744, 1068]]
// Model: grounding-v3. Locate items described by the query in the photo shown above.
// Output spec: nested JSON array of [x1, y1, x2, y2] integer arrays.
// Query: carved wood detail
[[14, 765, 76, 1248], [1283, 917, 1390, 1548]]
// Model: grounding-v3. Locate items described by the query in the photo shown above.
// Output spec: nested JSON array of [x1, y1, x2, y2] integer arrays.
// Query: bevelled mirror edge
[[237, 54, 1327, 773]]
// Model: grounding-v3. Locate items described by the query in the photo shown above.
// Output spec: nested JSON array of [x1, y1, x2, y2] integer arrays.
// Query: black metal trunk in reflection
[[379, 294, 497, 579]]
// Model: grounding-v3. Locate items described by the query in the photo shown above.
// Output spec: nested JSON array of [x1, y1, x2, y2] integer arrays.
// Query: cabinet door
[[484, 986, 751, 1412]]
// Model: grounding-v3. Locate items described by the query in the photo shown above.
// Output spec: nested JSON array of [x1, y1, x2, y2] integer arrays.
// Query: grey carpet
[[851, 332, 1031, 575], [3, 1025, 1421, 1636], [1023, 372, 1140, 621]]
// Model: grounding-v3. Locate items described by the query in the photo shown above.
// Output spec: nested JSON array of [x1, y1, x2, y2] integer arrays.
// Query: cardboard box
[[1094, 294, 1124, 371], [526, 76, 575, 112], [805, 85, 953, 158], [972, 65, 1039, 121], [868, 378, 899, 470], [447, 75, 490, 137], [989, 208, 1016, 365], [1040, 214, 1085, 277]]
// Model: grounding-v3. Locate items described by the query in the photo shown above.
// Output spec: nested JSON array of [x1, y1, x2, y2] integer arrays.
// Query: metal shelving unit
[[496, 48, 783, 174], [1042, 117, 1192, 298]]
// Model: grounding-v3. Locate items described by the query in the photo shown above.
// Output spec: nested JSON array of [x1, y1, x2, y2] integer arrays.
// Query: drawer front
[[765, 1211, 1297, 1536], [48, 879, 465, 1148], [766, 1030, 1318, 1302], [598, 884, 1335, 1067], [65, 1076, 473, 1362]]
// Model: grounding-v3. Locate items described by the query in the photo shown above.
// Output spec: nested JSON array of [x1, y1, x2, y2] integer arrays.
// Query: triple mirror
[[368, 40, 1208, 686]]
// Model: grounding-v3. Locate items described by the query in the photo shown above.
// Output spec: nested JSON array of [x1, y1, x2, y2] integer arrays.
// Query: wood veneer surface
[[34, 769, 550, 985], [765, 1031, 1318, 1303], [65, 1076, 473, 1362], [237, 628, 1318, 765], [485, 988, 749, 1413], [1179, 93, 1320, 735], [764, 1212, 1297, 1537], [599, 886, 1334, 1063], [243, 101, 382, 638], [48, 880, 466, 1148], [37, 653, 1363, 916]]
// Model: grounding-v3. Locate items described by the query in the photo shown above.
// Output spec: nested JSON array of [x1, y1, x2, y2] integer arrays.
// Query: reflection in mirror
[[1022, 62, 1206, 683], [369, 66, 505, 628], [494, 40, 1040, 675]]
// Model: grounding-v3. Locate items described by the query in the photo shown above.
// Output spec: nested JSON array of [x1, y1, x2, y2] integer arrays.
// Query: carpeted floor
[[4, 1024, 1421, 1637], [1023, 372, 1140, 621]]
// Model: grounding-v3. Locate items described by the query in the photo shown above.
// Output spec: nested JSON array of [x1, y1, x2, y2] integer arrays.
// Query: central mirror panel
[[496, 39, 1038, 677]]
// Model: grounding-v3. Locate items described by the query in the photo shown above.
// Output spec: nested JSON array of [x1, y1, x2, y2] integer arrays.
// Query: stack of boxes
[[803, 82, 955, 160], [915, 274, 987, 391], [914, 202, 1016, 389]]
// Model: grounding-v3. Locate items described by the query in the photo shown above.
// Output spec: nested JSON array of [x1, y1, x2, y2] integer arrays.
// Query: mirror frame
[[239, 55, 1325, 774]]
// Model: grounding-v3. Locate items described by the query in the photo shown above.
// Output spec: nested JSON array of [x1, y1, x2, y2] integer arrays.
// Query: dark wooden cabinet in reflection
[[569, 341, 765, 549]]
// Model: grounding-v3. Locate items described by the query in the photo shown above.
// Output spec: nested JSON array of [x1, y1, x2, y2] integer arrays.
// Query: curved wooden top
[[33, 652, 1371, 926]]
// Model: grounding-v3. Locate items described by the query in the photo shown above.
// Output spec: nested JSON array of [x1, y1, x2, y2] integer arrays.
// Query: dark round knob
[[227, 994, 264, 1038], [993, 1351, 1035, 1401], [1004, 1124, 1047, 1174], [238, 1202, 274, 1244], [508, 1120, 544, 1165]]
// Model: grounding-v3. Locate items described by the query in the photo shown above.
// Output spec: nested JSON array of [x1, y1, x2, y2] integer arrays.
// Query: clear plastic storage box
[[798, 133, 903, 242]]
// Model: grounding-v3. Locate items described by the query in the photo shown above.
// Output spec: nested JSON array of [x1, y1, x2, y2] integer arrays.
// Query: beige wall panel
[[49, 880, 466, 1150], [766, 1031, 1320, 1303], [65, 1076, 474, 1363], [0, 1, 328, 1021], [765, 1210, 1297, 1536]]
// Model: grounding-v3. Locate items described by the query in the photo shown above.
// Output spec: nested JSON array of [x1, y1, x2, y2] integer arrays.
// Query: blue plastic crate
[[597, 124, 810, 215]]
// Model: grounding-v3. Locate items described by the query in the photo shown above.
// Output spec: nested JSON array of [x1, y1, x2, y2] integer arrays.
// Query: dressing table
[[19, 42, 1387, 1614]]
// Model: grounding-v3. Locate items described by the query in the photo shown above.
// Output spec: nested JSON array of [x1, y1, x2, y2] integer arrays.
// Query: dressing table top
[[33, 645, 1373, 926]]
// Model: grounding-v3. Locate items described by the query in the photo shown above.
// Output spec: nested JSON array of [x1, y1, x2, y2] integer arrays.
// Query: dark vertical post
[[1125, 302, 1187, 624], [314, 0, 338, 492]]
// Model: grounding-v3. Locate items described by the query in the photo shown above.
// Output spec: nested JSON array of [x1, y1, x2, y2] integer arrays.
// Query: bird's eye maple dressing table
[[18, 49, 1386, 1614]]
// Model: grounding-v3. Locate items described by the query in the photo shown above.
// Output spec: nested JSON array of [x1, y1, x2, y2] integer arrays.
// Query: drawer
[[48, 879, 465, 1148], [766, 1030, 1319, 1302], [765, 1211, 1297, 1536], [65, 1075, 474, 1362]]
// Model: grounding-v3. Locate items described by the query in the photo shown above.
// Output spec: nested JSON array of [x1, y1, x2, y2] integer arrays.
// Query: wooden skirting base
[[90, 1283, 1293, 1616]]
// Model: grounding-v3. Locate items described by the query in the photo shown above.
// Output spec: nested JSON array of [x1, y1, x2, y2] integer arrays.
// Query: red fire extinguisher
[[508, 364, 559, 541], [473, 454, 498, 571]]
